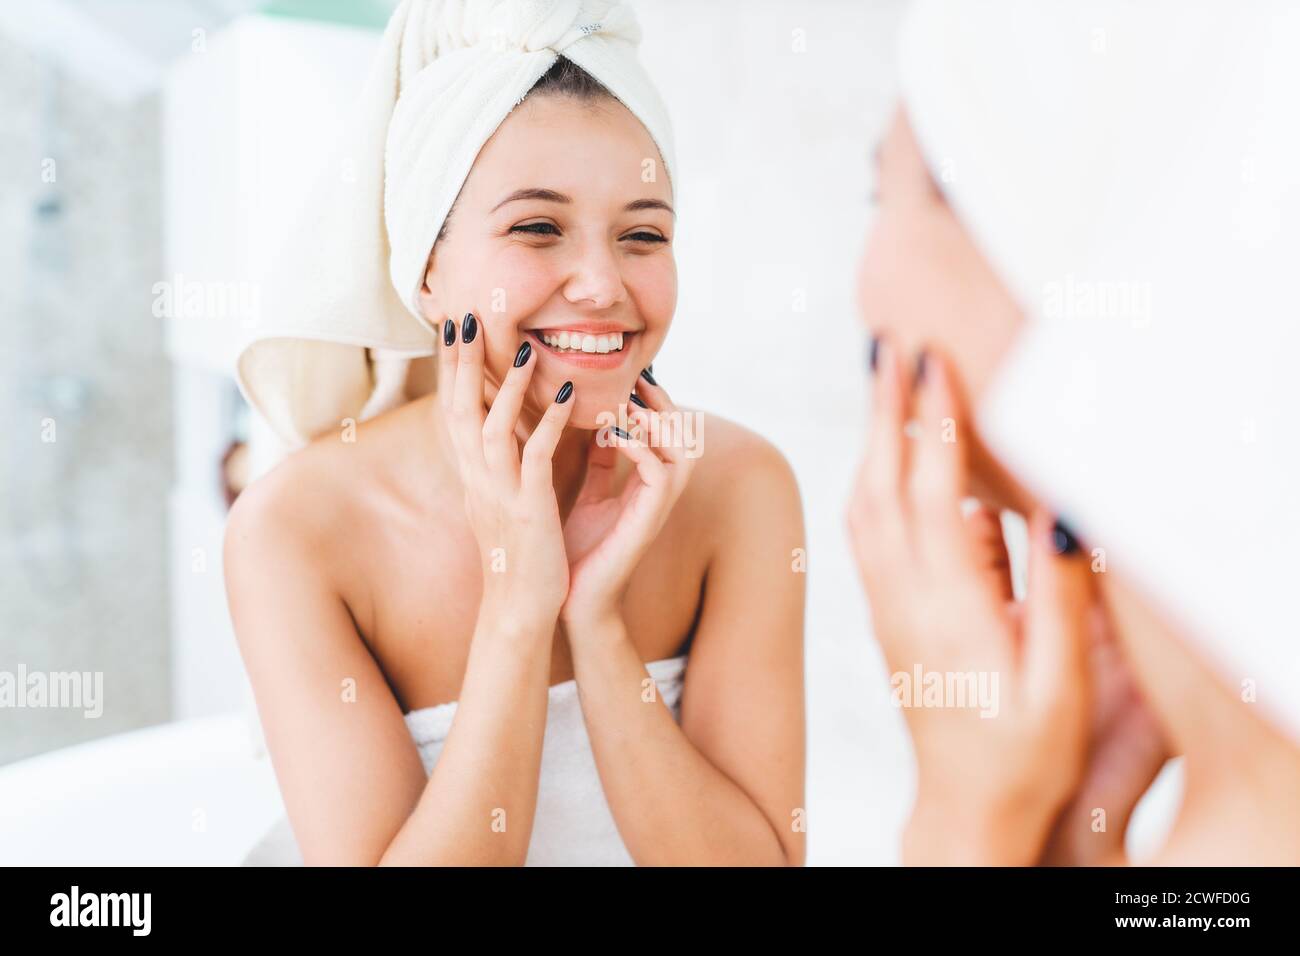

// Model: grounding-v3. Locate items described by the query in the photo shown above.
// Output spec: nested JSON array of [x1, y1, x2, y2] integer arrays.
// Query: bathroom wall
[[0, 28, 172, 765]]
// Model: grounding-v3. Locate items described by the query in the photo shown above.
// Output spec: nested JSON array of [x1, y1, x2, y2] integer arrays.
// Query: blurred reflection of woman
[[225, 0, 805, 866], [848, 0, 1300, 864]]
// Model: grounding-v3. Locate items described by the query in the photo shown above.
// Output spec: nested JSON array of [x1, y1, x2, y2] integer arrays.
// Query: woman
[[225, 0, 805, 866], [849, 0, 1300, 864]]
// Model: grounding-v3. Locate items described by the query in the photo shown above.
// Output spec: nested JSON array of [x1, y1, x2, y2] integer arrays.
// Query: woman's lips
[[528, 329, 635, 370]]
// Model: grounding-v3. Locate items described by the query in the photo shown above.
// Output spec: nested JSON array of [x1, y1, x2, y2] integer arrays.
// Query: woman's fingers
[[630, 371, 689, 472], [607, 425, 671, 494], [482, 340, 537, 476], [519, 379, 575, 492], [624, 405, 680, 493], [606, 427, 674, 541], [1022, 509, 1093, 722], [849, 336, 910, 563], [906, 350, 974, 572], [450, 312, 487, 470], [436, 316, 459, 416], [963, 502, 1015, 603]]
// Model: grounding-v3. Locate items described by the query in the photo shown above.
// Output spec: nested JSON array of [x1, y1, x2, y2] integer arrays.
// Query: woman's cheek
[[626, 253, 677, 336], [861, 213, 952, 359], [855, 234, 881, 331], [484, 246, 564, 322]]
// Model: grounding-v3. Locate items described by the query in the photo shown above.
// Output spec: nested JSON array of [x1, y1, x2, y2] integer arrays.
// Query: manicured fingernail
[[612, 426, 632, 441], [640, 367, 657, 386], [443, 318, 455, 347], [913, 350, 928, 389], [868, 335, 880, 372], [461, 312, 477, 344], [1050, 519, 1081, 556], [630, 392, 648, 408], [513, 341, 532, 368], [555, 381, 573, 404]]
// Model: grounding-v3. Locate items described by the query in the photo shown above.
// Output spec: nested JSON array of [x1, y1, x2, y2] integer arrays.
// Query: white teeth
[[536, 330, 626, 353]]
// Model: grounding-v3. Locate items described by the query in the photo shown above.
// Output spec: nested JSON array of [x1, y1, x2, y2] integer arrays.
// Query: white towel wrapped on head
[[235, 0, 676, 448]]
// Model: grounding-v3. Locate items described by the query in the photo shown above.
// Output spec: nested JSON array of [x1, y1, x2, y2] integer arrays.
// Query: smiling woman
[[223, 0, 806, 868], [418, 76, 676, 419]]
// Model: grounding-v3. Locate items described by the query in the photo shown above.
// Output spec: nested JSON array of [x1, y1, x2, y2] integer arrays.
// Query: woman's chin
[[568, 391, 637, 431], [530, 378, 637, 432]]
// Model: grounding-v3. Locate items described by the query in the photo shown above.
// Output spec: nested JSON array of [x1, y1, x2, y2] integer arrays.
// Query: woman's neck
[[549, 422, 596, 518]]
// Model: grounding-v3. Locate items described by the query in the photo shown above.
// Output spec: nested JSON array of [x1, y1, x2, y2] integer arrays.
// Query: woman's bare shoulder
[[682, 411, 798, 486], [676, 410, 803, 530], [231, 443, 350, 538], [223, 432, 385, 587]]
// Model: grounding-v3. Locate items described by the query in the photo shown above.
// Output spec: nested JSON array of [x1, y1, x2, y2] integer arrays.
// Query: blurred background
[[0, 0, 1176, 866]]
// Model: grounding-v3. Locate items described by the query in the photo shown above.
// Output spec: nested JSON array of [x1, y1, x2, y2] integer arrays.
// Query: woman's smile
[[527, 326, 638, 370]]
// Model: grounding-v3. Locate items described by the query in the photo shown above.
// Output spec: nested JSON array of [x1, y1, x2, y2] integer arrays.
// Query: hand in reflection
[[964, 490, 1171, 865], [846, 339, 1095, 865]]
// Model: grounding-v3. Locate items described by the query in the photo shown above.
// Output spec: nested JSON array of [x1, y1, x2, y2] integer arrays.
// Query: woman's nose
[[561, 240, 627, 309]]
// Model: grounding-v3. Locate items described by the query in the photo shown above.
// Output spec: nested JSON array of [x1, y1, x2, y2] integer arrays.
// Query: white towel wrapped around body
[[235, 0, 676, 448]]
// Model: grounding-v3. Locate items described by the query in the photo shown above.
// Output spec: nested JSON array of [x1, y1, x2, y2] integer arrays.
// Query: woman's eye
[[623, 231, 667, 244], [510, 222, 561, 236]]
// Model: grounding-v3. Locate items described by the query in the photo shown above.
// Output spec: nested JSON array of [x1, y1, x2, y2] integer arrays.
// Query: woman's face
[[420, 92, 676, 429], [856, 106, 1030, 509]]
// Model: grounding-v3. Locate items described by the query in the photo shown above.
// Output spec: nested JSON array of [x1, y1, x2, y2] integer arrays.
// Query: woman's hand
[[846, 340, 1094, 865], [560, 370, 695, 629], [438, 314, 574, 623], [1039, 619, 1170, 865], [963, 487, 1171, 865]]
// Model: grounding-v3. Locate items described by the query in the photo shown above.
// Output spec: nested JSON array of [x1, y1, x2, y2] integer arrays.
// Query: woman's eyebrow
[[625, 198, 675, 217], [491, 188, 674, 217], [492, 187, 571, 211]]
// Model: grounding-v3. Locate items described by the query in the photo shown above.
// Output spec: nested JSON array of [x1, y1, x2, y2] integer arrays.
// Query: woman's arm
[[565, 434, 807, 866], [1098, 571, 1300, 865], [226, 315, 574, 866], [224, 476, 556, 866]]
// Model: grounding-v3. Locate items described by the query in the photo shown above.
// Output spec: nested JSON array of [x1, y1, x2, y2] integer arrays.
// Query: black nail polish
[[913, 350, 928, 388], [443, 318, 455, 347], [629, 391, 648, 408], [612, 426, 632, 441], [1050, 519, 1081, 556], [461, 312, 477, 344], [868, 335, 880, 372], [513, 341, 532, 368], [555, 381, 573, 404], [640, 367, 657, 386]]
